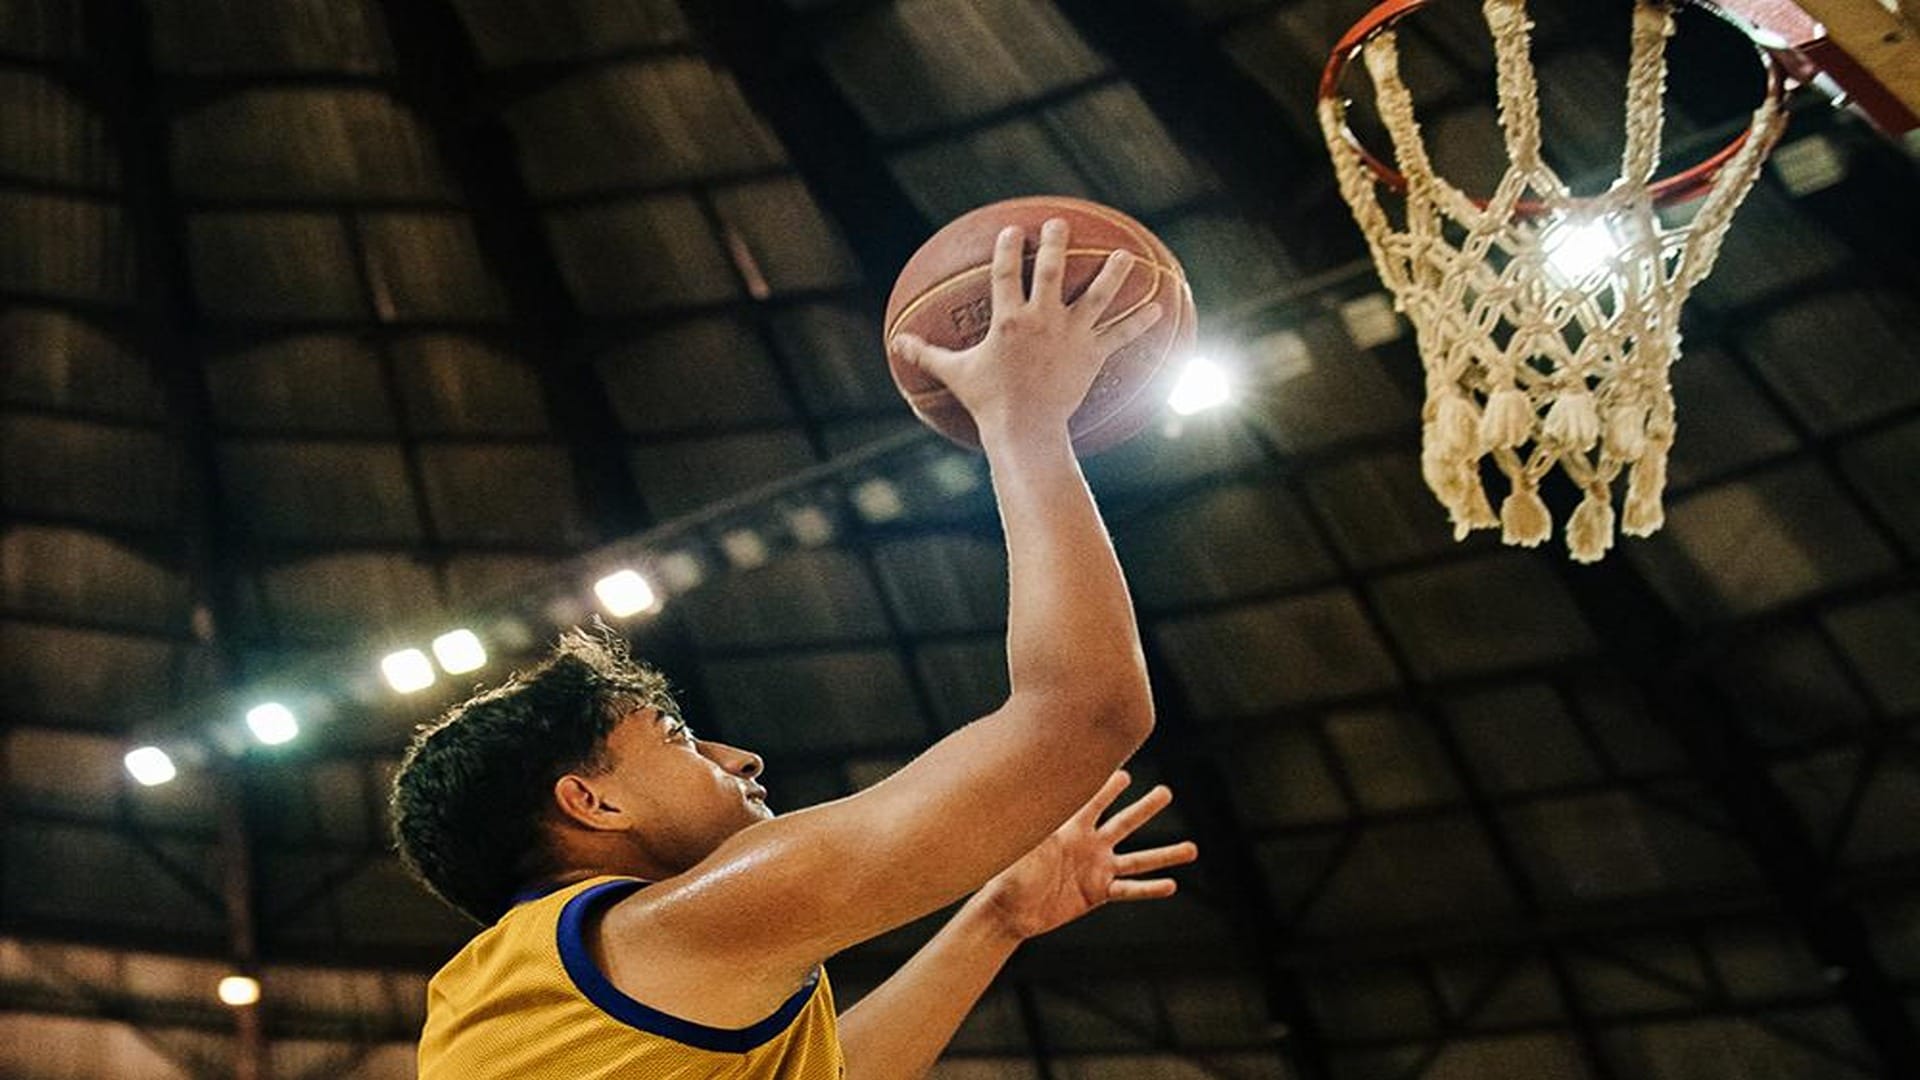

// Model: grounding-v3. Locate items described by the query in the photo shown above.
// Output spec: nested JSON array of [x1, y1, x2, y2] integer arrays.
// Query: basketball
[[883, 196, 1198, 455]]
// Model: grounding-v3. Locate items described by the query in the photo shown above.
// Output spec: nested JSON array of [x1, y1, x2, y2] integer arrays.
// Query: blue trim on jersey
[[557, 878, 821, 1055]]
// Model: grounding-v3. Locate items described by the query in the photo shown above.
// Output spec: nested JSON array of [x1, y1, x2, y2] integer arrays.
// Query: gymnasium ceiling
[[2, 0, 1918, 1077]]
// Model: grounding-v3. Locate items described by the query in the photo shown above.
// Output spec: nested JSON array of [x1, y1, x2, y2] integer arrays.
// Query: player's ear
[[553, 772, 625, 830]]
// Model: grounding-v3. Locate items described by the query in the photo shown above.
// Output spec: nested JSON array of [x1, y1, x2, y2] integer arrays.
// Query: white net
[[1319, 0, 1787, 561]]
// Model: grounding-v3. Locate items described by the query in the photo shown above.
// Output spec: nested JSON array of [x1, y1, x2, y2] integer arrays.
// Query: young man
[[392, 219, 1198, 1078]]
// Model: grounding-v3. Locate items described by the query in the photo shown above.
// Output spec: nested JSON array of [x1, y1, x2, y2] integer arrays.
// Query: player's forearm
[[979, 423, 1152, 724], [838, 894, 1023, 1080]]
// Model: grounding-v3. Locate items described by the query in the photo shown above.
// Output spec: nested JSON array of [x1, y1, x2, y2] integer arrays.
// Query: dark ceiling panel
[[543, 196, 739, 314], [148, 0, 394, 75], [0, 526, 189, 633], [0, 70, 117, 186], [0, 310, 161, 420], [171, 90, 449, 201], [452, 0, 691, 69], [203, 336, 395, 434], [1, 416, 180, 528], [503, 59, 785, 197]]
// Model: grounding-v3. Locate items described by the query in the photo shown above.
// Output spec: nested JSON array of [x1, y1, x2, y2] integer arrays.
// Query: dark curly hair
[[389, 624, 679, 924]]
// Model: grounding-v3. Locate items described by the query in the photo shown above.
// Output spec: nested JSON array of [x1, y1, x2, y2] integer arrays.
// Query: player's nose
[[703, 739, 763, 779]]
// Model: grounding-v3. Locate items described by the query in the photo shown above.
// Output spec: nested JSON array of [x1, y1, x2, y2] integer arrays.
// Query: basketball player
[[392, 219, 1199, 1078]]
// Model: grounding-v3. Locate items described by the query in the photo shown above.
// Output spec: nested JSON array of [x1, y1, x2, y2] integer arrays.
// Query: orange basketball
[[883, 196, 1198, 454]]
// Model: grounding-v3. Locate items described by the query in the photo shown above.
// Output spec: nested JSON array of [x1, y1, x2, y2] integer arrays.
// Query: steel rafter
[[76, 1, 272, 1075]]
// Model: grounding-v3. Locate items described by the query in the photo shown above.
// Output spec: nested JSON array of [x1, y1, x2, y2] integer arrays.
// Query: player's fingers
[[892, 333, 960, 383], [1074, 770, 1132, 827], [988, 225, 1025, 314], [1097, 783, 1174, 841], [1073, 249, 1136, 329], [1113, 841, 1199, 877], [1029, 218, 1070, 305], [1109, 878, 1178, 902], [1095, 300, 1164, 352]]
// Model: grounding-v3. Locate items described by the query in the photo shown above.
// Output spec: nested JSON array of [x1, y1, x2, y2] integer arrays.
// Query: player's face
[[601, 707, 772, 873]]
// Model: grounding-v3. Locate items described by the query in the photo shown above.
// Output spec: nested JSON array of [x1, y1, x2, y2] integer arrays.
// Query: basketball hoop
[[1318, 0, 1792, 561]]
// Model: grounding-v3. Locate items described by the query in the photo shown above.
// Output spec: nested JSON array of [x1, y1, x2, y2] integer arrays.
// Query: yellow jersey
[[419, 876, 845, 1079]]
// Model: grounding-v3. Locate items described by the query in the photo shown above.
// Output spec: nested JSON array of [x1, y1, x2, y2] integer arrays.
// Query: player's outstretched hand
[[889, 218, 1163, 444], [972, 770, 1199, 942]]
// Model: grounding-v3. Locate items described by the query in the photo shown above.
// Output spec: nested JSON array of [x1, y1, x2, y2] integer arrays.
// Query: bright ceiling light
[[244, 703, 299, 746], [785, 505, 835, 547], [657, 551, 705, 592], [720, 529, 770, 570], [852, 479, 904, 523], [432, 629, 487, 675], [1167, 356, 1232, 416], [381, 648, 436, 694], [217, 975, 260, 1007], [1542, 216, 1624, 284], [594, 569, 658, 618], [124, 746, 177, 787]]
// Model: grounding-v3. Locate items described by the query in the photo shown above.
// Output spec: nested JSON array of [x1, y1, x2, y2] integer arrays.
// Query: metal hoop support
[[1318, 0, 1795, 208]]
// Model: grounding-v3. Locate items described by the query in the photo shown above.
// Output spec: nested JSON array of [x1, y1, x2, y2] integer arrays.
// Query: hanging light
[[594, 569, 659, 618], [1167, 356, 1232, 416], [244, 703, 299, 746], [124, 746, 177, 787], [432, 629, 487, 675], [217, 975, 260, 1007], [381, 648, 436, 694]]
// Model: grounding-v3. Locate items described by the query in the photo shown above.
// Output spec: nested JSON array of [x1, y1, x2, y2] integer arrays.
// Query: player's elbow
[[1071, 672, 1154, 746], [1099, 683, 1155, 744]]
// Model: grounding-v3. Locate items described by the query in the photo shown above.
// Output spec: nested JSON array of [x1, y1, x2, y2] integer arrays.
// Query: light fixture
[[244, 703, 299, 746], [1770, 134, 1847, 196], [217, 975, 260, 1007], [656, 551, 705, 592], [1339, 292, 1403, 349], [720, 529, 770, 570], [1542, 216, 1624, 284], [432, 629, 487, 675], [926, 455, 981, 496], [124, 746, 177, 787], [1167, 356, 1232, 416], [594, 569, 659, 618], [381, 648, 437, 694], [785, 505, 835, 547], [852, 479, 904, 523]]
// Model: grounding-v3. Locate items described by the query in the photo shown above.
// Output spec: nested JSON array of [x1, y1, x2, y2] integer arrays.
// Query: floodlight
[[1168, 356, 1232, 416], [852, 479, 904, 523], [1543, 217, 1624, 284], [927, 455, 981, 496], [218, 975, 260, 1007], [244, 703, 299, 746], [595, 569, 658, 617], [656, 551, 705, 593], [381, 648, 436, 693], [124, 746, 177, 787], [432, 629, 487, 675], [785, 505, 835, 547], [720, 529, 769, 570]]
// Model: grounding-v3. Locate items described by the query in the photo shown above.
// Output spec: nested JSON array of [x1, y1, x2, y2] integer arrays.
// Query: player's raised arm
[[613, 218, 1165, 978]]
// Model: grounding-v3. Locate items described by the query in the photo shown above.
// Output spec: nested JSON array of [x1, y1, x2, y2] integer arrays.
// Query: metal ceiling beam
[[368, 0, 727, 758], [79, 2, 268, 1075]]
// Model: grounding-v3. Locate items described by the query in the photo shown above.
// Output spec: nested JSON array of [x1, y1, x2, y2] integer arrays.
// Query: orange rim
[[1319, 0, 1793, 212]]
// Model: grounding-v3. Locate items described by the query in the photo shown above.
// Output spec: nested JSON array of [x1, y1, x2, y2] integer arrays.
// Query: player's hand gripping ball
[[884, 196, 1198, 454]]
